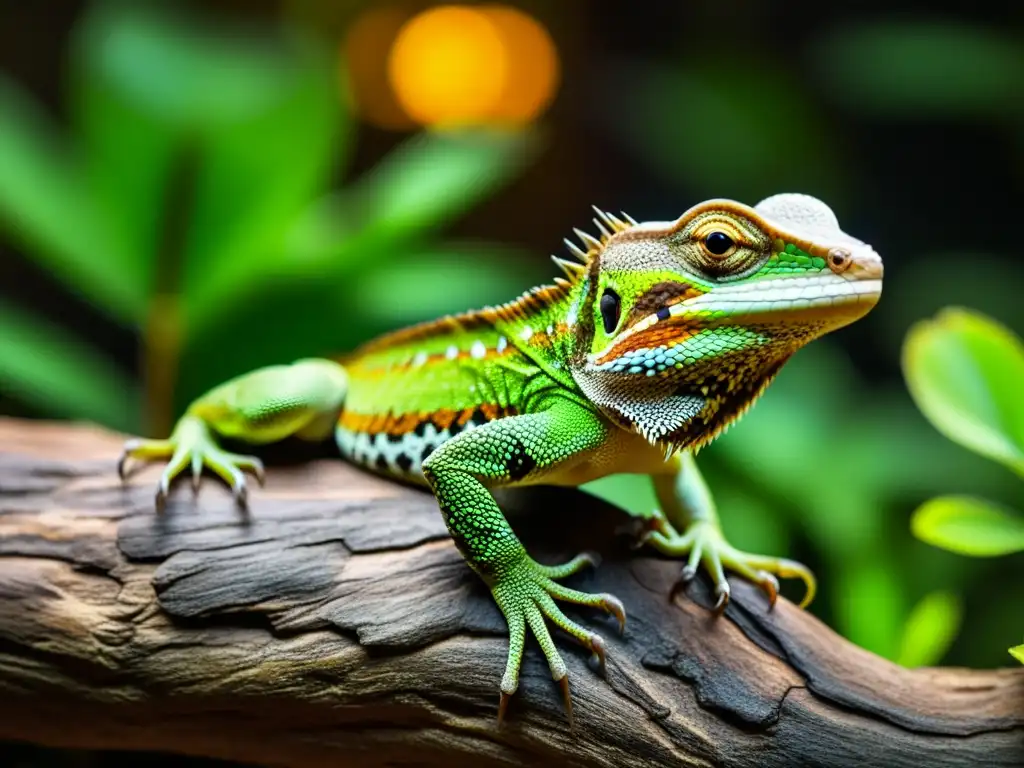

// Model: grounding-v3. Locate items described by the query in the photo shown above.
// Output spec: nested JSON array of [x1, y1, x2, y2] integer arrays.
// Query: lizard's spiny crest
[[550, 206, 637, 282]]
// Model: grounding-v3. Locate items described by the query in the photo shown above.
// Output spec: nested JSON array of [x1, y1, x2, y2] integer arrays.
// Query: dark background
[[2, 1, 1022, 764]]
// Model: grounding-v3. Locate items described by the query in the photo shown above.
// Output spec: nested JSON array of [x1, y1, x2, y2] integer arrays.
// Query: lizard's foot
[[118, 416, 264, 511], [648, 518, 816, 612], [491, 552, 625, 729]]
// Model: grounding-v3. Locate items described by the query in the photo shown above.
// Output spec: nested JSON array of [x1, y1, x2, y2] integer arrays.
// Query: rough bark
[[0, 418, 1021, 767]]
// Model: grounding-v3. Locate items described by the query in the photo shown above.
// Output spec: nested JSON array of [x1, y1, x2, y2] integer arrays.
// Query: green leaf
[[896, 590, 963, 668], [342, 128, 540, 245], [0, 301, 139, 431], [74, 3, 298, 130], [0, 76, 142, 322], [811, 22, 1024, 119], [188, 126, 539, 342], [284, 128, 540, 274], [903, 308, 1024, 475], [1009, 644, 1024, 664], [182, 43, 347, 315], [71, 3, 350, 327], [911, 496, 1024, 557]]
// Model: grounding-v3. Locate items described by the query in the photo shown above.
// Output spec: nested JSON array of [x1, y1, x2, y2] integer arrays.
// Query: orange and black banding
[[340, 403, 518, 439], [336, 403, 521, 478], [594, 321, 700, 367]]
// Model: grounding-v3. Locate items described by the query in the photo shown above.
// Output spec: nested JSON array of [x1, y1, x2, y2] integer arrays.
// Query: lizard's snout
[[828, 244, 883, 281]]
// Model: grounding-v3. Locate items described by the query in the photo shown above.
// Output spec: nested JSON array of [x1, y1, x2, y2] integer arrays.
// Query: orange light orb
[[343, 6, 417, 131], [481, 6, 560, 125], [387, 4, 559, 129], [389, 6, 507, 128]]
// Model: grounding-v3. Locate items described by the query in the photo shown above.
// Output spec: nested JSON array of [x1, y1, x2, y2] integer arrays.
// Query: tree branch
[[0, 418, 1021, 767]]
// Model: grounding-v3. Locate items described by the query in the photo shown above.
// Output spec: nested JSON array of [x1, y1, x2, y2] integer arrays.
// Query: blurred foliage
[[2, 1, 1024, 676], [585, 341, 1016, 665], [598, 13, 1024, 669], [808, 21, 1024, 122], [896, 590, 962, 669], [903, 308, 1024, 663], [0, 1, 543, 434]]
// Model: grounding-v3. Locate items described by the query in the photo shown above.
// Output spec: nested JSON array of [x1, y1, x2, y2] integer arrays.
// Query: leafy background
[[1, 1, 1023, 761]]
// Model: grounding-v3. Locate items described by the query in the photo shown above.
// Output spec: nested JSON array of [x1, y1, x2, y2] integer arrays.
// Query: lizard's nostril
[[827, 248, 852, 273]]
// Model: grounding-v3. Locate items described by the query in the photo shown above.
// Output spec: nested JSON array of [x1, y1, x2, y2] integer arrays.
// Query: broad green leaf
[[71, 3, 349, 328], [182, 44, 346, 318], [903, 308, 1024, 475], [0, 301, 139, 431], [1010, 644, 1024, 664], [811, 22, 1024, 119], [342, 128, 540, 244], [280, 128, 540, 276], [911, 496, 1024, 557], [848, 393, 1022, 502], [897, 590, 962, 668], [187, 126, 539, 344], [0, 77, 142, 322], [74, 3, 295, 129]]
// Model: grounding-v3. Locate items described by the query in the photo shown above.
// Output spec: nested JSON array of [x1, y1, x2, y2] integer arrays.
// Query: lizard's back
[[336, 295, 571, 482]]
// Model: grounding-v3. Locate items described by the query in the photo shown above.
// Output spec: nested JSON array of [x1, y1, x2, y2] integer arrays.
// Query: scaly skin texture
[[119, 193, 883, 728]]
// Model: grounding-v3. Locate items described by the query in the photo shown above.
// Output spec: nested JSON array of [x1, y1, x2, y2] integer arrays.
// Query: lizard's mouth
[[587, 248, 883, 372]]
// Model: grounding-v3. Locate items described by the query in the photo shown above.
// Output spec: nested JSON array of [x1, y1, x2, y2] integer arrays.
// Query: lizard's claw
[[652, 520, 816, 610], [615, 509, 672, 551], [118, 417, 264, 512], [492, 553, 624, 729]]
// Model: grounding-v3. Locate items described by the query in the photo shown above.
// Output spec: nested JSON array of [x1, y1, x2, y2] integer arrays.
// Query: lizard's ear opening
[[599, 288, 621, 335]]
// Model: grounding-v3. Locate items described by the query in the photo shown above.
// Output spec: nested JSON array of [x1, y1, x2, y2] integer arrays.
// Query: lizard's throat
[[571, 350, 790, 451]]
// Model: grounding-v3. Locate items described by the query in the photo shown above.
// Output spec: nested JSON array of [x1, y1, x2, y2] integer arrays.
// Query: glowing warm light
[[343, 6, 417, 131], [386, 4, 559, 129], [389, 6, 506, 128], [481, 6, 559, 124]]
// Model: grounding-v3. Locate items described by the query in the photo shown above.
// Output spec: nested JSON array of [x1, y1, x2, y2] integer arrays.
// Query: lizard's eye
[[600, 288, 621, 334], [702, 231, 736, 257]]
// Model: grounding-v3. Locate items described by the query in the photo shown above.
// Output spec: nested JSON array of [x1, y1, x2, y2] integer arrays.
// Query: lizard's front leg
[[647, 452, 816, 612], [120, 358, 348, 509], [421, 398, 624, 726]]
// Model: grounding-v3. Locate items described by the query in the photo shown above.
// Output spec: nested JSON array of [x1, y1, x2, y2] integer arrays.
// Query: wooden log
[[0, 417, 1021, 767]]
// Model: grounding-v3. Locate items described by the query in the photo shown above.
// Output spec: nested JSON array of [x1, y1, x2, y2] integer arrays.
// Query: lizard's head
[[563, 193, 883, 451]]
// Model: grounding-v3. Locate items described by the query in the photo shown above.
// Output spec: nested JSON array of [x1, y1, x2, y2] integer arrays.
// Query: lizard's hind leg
[[120, 358, 348, 510], [648, 452, 816, 611]]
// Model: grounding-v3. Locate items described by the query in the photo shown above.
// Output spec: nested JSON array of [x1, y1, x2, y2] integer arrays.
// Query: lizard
[[118, 192, 883, 726]]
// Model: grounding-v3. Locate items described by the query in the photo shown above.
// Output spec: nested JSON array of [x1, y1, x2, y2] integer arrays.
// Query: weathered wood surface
[[0, 418, 1022, 767]]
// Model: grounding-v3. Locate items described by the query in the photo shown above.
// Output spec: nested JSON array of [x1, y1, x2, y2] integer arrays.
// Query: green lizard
[[119, 193, 882, 725]]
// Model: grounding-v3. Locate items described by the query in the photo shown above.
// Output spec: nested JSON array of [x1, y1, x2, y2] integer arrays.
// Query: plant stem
[[142, 138, 199, 437]]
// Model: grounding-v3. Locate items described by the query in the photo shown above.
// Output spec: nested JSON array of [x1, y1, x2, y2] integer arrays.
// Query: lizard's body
[[121, 193, 883, 726], [335, 282, 666, 486]]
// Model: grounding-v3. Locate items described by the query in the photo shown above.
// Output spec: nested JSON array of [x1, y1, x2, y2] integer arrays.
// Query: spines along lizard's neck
[[344, 276, 589, 385], [494, 276, 590, 389]]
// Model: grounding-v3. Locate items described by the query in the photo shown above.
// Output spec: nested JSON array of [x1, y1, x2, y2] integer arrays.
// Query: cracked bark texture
[[0, 418, 1022, 767]]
